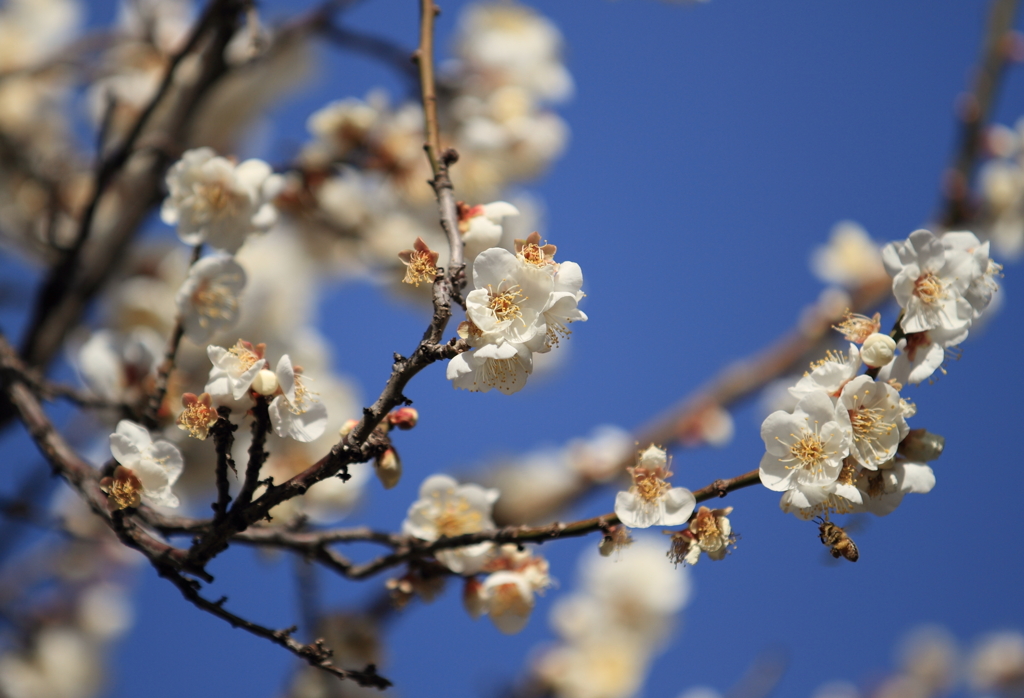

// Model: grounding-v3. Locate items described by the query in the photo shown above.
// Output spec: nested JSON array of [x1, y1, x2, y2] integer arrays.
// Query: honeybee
[[814, 516, 859, 562]]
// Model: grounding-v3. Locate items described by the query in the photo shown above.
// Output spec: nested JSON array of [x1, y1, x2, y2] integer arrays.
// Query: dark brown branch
[[17, 0, 245, 372], [182, 1, 470, 570], [0, 334, 207, 581], [2, 334, 389, 688], [157, 566, 391, 689], [211, 408, 238, 525], [413, 0, 464, 295], [182, 468, 763, 583], [235, 397, 272, 513], [496, 275, 893, 525], [940, 0, 1022, 227]]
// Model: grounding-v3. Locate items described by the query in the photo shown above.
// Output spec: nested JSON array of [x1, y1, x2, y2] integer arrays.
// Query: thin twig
[[496, 275, 892, 525], [144, 244, 203, 427], [211, 408, 237, 525], [157, 566, 391, 688], [413, 0, 464, 293], [940, 0, 1021, 227], [182, 1, 470, 570], [3, 334, 389, 688], [234, 397, 271, 513]]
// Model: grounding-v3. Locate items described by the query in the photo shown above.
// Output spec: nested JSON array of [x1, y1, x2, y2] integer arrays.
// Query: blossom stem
[[211, 407, 237, 525], [414, 0, 464, 293], [144, 244, 204, 428], [234, 397, 272, 514]]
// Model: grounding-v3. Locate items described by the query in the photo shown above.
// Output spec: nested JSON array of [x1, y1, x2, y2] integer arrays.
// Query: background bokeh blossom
[[1, 1, 1023, 698]]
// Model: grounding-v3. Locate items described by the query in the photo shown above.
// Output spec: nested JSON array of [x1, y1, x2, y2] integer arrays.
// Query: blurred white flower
[[811, 220, 886, 288], [970, 631, 1024, 693], [403, 475, 499, 574], [175, 254, 247, 343], [161, 147, 283, 253], [106, 420, 184, 508], [0, 626, 101, 698]]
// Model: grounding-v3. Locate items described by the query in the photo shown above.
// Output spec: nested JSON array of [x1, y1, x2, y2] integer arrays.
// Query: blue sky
[[6, 0, 1024, 696]]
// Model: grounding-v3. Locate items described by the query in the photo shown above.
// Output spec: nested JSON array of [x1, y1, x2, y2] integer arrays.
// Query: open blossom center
[[287, 369, 317, 415], [834, 311, 881, 343], [107, 467, 143, 510], [488, 284, 526, 323], [782, 430, 829, 475], [177, 393, 218, 439], [628, 466, 672, 503], [850, 405, 893, 447], [434, 500, 484, 537], [913, 271, 946, 305], [404, 250, 437, 286], [229, 341, 262, 371], [520, 243, 545, 266], [195, 181, 244, 219], [191, 278, 239, 327]]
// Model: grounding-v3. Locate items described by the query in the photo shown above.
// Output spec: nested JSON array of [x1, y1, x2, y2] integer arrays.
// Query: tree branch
[[940, 0, 1022, 227]]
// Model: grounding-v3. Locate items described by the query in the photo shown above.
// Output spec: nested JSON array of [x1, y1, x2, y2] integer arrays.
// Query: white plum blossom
[[941, 230, 1001, 318], [466, 545, 552, 634], [458, 201, 520, 261], [838, 375, 909, 469], [853, 459, 935, 516], [614, 445, 696, 529], [174, 255, 247, 343], [264, 354, 328, 443], [779, 478, 863, 520], [881, 229, 974, 334], [105, 420, 184, 509], [448, 237, 587, 394], [161, 147, 283, 253], [465, 247, 552, 350], [878, 326, 968, 386], [446, 339, 533, 395], [789, 344, 862, 401], [810, 220, 887, 288], [403, 475, 499, 574], [760, 391, 852, 491], [205, 340, 267, 402], [667, 506, 736, 566]]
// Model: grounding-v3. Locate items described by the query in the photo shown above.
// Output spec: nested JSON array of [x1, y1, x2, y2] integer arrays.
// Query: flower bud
[[462, 577, 486, 619], [861, 333, 897, 368], [338, 418, 359, 438], [388, 407, 419, 430], [251, 369, 279, 396], [899, 428, 945, 462], [374, 448, 402, 489]]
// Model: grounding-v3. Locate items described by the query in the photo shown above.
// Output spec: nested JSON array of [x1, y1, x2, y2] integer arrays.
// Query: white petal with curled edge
[[661, 487, 697, 526], [269, 395, 328, 443]]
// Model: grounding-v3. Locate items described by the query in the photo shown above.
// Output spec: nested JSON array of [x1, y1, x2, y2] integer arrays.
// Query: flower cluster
[[533, 537, 692, 698], [447, 234, 587, 394], [880, 229, 1001, 385], [188, 339, 329, 443], [977, 118, 1024, 259], [283, 2, 570, 280], [666, 506, 737, 566]]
